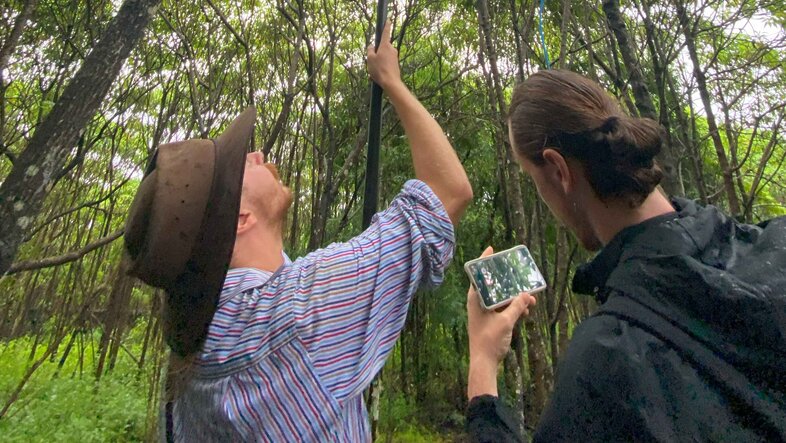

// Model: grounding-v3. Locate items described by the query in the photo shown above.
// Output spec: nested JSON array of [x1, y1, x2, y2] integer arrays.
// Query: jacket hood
[[573, 197, 786, 397]]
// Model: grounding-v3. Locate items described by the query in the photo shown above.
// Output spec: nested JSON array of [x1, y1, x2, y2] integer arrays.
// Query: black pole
[[362, 0, 388, 229]]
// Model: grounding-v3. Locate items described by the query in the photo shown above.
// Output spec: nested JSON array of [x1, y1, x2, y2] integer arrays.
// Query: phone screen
[[465, 246, 546, 309]]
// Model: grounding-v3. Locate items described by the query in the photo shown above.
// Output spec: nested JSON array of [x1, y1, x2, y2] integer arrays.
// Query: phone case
[[464, 245, 547, 310]]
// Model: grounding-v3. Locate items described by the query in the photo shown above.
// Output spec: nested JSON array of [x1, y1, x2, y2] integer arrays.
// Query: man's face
[[509, 126, 602, 252], [241, 152, 293, 224]]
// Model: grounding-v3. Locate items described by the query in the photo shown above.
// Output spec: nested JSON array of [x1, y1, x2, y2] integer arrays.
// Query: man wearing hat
[[124, 22, 472, 442]]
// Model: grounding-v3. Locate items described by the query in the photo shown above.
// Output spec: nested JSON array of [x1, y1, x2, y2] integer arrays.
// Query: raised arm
[[367, 21, 473, 225]]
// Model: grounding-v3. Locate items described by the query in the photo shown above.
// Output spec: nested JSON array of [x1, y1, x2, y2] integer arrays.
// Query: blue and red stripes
[[172, 180, 454, 442]]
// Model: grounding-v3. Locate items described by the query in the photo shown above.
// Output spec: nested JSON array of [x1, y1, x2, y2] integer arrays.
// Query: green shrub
[[0, 330, 151, 442]]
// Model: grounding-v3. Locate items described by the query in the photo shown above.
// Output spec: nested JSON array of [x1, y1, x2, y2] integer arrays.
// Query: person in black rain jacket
[[464, 69, 786, 442]]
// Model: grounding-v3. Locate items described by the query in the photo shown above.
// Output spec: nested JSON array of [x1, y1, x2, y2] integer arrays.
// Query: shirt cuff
[[466, 395, 524, 443], [401, 179, 453, 224], [398, 179, 456, 284]]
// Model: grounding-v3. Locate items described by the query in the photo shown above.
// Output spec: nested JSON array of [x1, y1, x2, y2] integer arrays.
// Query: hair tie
[[597, 116, 620, 134]]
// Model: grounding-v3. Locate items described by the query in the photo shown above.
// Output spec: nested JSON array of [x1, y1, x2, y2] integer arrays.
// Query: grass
[[0, 330, 152, 442], [0, 326, 456, 442]]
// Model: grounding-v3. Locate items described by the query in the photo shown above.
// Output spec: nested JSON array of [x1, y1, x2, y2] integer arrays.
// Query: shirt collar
[[572, 201, 685, 302], [220, 267, 278, 306], [220, 251, 293, 304]]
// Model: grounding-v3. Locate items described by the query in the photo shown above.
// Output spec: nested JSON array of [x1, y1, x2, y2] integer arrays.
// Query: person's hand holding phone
[[467, 246, 537, 399]]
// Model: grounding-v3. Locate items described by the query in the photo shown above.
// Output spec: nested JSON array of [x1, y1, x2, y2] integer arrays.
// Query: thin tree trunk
[[557, 0, 571, 69], [95, 262, 135, 380], [675, 0, 741, 215], [603, 0, 680, 196], [138, 289, 161, 372], [477, 0, 548, 431], [743, 112, 785, 221], [263, 0, 306, 156], [667, 71, 708, 203], [0, 0, 38, 75], [640, 0, 684, 195]]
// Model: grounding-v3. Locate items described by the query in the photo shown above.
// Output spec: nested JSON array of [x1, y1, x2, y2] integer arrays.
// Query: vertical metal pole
[[364, 7, 389, 440], [362, 0, 388, 229]]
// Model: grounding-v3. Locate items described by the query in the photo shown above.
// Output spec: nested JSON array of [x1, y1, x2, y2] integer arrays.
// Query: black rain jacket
[[468, 198, 786, 442]]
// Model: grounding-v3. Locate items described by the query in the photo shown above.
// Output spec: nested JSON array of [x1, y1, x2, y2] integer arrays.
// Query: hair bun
[[508, 69, 664, 208], [596, 116, 662, 170]]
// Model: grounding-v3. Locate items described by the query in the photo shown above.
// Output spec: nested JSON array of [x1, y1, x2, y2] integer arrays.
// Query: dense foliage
[[1, 0, 784, 440]]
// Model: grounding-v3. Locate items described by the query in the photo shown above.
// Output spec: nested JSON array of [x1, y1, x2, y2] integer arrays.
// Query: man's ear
[[542, 148, 573, 195], [236, 207, 256, 235]]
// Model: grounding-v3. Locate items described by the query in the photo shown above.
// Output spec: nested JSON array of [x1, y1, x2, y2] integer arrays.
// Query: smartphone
[[464, 245, 547, 310]]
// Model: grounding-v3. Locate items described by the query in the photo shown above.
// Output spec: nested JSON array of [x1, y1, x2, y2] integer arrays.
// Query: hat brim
[[163, 107, 256, 356]]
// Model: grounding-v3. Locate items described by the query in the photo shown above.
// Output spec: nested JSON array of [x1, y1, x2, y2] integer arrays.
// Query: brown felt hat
[[124, 107, 256, 356]]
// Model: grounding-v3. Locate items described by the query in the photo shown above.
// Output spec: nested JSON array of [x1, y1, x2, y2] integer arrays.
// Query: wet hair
[[508, 69, 663, 207]]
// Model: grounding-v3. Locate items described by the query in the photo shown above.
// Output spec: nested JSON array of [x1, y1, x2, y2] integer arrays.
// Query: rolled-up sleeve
[[291, 179, 455, 402]]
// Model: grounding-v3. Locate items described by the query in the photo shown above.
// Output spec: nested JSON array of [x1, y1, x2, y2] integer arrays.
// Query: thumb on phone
[[500, 292, 536, 325]]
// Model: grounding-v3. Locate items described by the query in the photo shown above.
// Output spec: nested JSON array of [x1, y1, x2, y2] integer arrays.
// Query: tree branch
[[204, 0, 254, 106], [24, 176, 131, 242], [6, 229, 123, 275]]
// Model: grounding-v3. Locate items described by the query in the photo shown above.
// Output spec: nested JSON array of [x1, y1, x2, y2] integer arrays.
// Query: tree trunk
[[675, 0, 741, 215], [96, 262, 135, 380], [602, 0, 680, 196], [640, 0, 685, 195], [262, 0, 306, 156], [477, 0, 548, 430], [0, 0, 38, 76], [0, 0, 162, 275], [557, 0, 572, 69]]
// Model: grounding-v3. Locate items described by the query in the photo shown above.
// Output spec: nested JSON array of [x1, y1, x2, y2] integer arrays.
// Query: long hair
[[508, 69, 664, 207]]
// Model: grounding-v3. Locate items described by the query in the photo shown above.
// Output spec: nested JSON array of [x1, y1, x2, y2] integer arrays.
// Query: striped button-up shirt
[[172, 180, 455, 442]]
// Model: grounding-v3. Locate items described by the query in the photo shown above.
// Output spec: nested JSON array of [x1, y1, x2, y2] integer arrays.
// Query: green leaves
[[0, 329, 150, 442], [1, 0, 784, 438]]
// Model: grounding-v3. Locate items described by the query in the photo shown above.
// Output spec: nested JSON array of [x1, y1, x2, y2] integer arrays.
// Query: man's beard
[[264, 163, 281, 181], [281, 186, 294, 214], [247, 184, 293, 227], [267, 184, 293, 224], [266, 187, 293, 238], [263, 163, 293, 218]]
